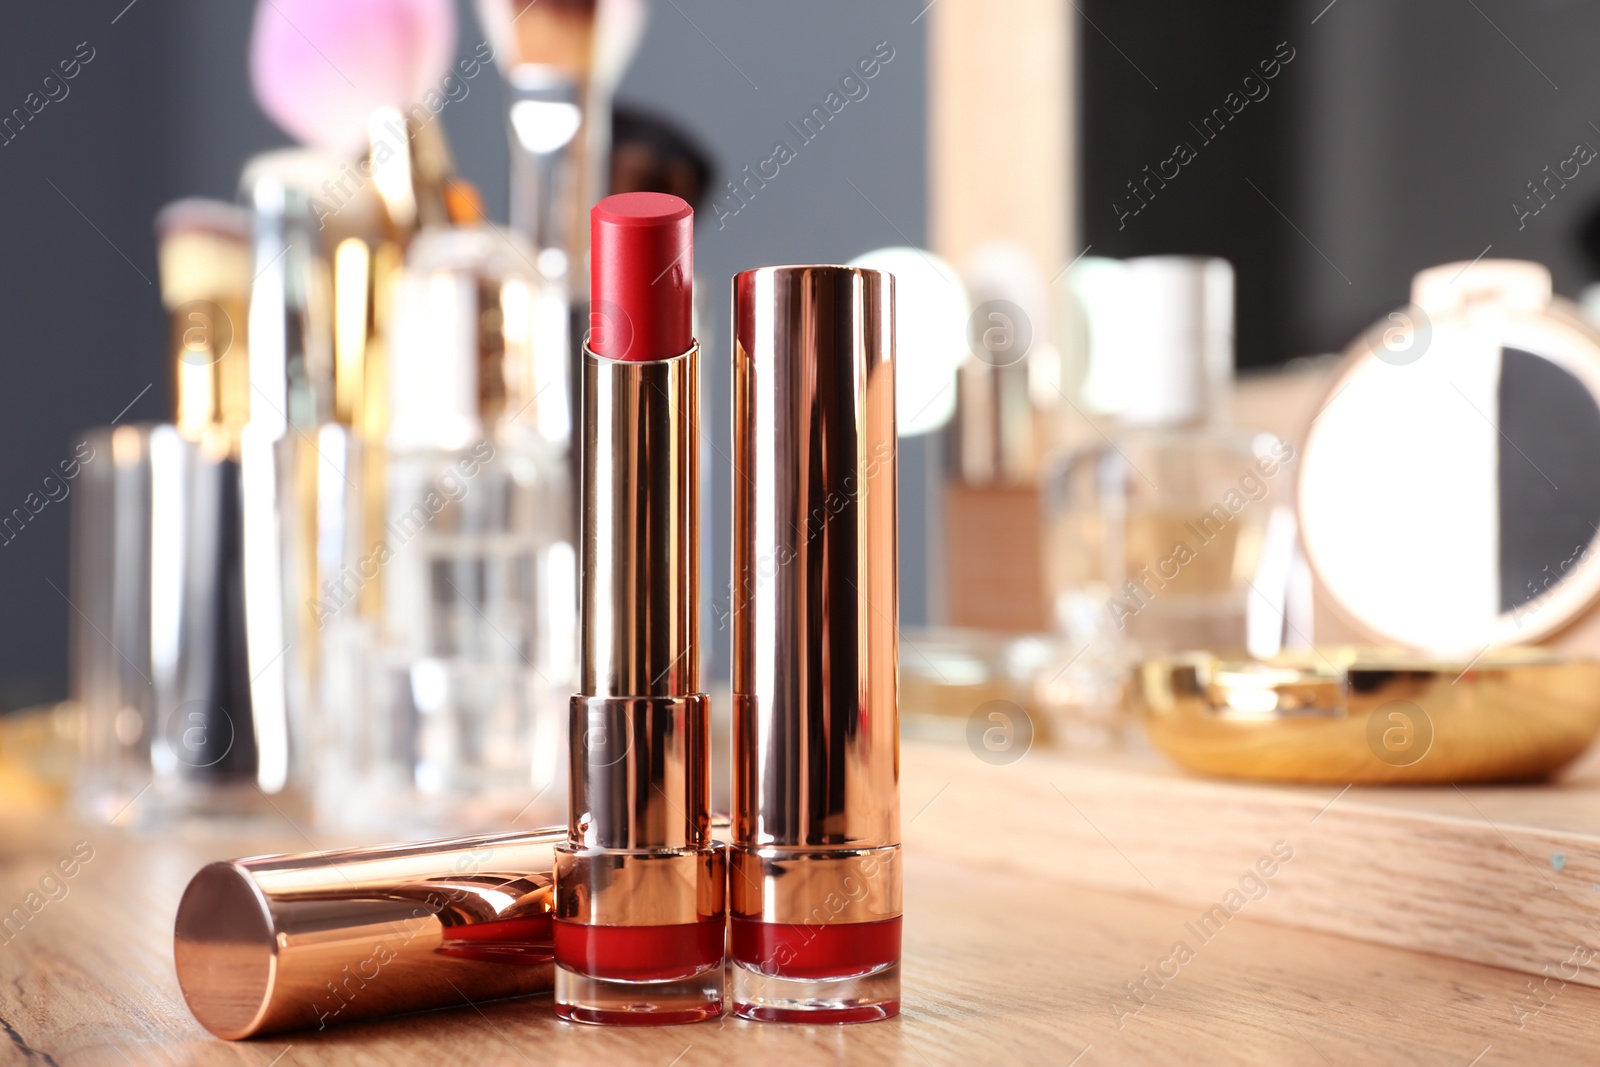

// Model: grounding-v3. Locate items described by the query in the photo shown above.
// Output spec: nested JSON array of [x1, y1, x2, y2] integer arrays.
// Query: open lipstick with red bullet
[[173, 191, 900, 1033], [553, 191, 726, 1024]]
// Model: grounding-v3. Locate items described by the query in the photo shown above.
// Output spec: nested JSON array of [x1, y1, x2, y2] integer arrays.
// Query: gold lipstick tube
[[552, 342, 725, 1024], [576, 345, 700, 703], [173, 826, 565, 1039], [730, 265, 901, 1022]]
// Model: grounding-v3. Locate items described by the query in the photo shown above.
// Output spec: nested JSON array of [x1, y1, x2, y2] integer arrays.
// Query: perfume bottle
[[239, 144, 409, 816], [316, 225, 575, 832], [1041, 257, 1293, 744]]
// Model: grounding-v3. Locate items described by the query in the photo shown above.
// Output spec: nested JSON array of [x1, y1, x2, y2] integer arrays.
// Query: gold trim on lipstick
[[577, 343, 700, 703], [172, 812, 737, 1039]]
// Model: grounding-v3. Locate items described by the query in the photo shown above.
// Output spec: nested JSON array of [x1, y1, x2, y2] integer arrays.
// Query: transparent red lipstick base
[[553, 918, 725, 1025], [729, 916, 901, 1022]]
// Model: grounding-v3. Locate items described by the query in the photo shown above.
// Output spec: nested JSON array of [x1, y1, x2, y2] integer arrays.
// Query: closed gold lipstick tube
[[730, 265, 901, 1023], [173, 827, 564, 1039], [553, 339, 725, 1024]]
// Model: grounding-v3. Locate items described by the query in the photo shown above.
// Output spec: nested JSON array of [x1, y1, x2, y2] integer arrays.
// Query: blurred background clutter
[[8, 0, 1600, 829]]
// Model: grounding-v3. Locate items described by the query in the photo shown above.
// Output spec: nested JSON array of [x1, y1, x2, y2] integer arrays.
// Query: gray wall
[[599, 3, 931, 676], [0, 0, 927, 706], [0, 2, 185, 709], [1292, 0, 1600, 349], [1081, 0, 1600, 367]]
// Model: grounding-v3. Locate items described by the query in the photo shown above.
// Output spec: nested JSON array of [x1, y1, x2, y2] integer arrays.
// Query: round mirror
[[1299, 261, 1600, 655]]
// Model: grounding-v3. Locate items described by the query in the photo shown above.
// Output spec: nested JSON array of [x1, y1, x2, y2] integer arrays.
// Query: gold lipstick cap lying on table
[[174, 826, 563, 1039]]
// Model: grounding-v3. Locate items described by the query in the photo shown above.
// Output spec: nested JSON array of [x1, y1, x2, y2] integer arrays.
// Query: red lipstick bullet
[[554, 193, 724, 1025], [588, 192, 694, 362]]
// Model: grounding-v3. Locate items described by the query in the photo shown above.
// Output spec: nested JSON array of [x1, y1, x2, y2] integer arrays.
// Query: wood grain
[[2, 775, 1599, 1065], [905, 739, 1600, 996]]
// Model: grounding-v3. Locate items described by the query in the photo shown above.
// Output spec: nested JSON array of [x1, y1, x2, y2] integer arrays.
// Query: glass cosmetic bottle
[[1040, 257, 1294, 744], [239, 149, 384, 805], [74, 192, 319, 824], [316, 225, 575, 832]]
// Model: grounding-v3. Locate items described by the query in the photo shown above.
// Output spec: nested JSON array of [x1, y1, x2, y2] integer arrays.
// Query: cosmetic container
[[317, 225, 575, 832], [1133, 648, 1600, 784], [1040, 256, 1292, 745], [553, 194, 724, 1025], [71, 425, 272, 822], [173, 825, 564, 1038], [172, 813, 735, 1039], [73, 201, 274, 823], [237, 150, 380, 805], [730, 265, 902, 1022]]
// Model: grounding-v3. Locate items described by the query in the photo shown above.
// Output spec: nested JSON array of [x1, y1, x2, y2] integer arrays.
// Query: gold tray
[[1131, 648, 1600, 784]]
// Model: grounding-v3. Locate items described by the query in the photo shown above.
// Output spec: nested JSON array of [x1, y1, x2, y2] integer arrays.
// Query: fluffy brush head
[[475, 0, 595, 73], [249, 0, 457, 156], [474, 0, 646, 88]]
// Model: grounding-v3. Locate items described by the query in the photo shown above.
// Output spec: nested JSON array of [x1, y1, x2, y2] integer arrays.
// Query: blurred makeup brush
[[248, 0, 458, 244], [250, 0, 468, 239], [609, 105, 712, 208], [475, 0, 648, 501], [156, 199, 253, 455], [475, 0, 648, 286], [249, 0, 457, 158]]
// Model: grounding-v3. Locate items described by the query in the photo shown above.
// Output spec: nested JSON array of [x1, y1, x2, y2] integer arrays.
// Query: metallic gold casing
[[558, 692, 721, 927], [576, 345, 699, 699], [567, 694, 708, 850], [1133, 648, 1600, 784], [730, 265, 900, 924], [555, 842, 726, 925], [728, 847, 901, 926], [173, 827, 564, 1040], [558, 343, 718, 929]]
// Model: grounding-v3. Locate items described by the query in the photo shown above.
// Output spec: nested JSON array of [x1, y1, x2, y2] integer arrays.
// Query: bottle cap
[[174, 826, 564, 1039], [1121, 255, 1234, 426]]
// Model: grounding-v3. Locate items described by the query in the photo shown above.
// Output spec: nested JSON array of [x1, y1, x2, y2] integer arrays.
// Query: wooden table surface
[[4, 809, 1600, 1066], [902, 740, 1600, 996]]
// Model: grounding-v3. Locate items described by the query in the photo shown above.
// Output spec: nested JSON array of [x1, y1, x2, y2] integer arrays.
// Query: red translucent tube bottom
[[731, 916, 901, 980], [553, 918, 725, 1025], [554, 917, 723, 981], [730, 917, 901, 1023]]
